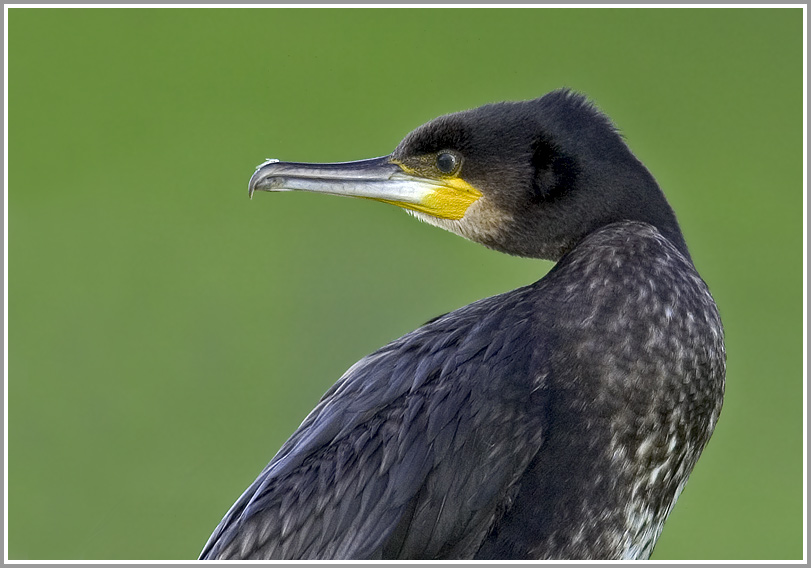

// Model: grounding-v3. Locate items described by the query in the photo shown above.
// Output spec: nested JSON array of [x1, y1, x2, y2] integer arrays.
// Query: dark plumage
[[200, 89, 725, 560]]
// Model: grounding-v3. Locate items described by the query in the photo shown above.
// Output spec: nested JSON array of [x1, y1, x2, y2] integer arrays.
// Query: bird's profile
[[200, 89, 725, 560]]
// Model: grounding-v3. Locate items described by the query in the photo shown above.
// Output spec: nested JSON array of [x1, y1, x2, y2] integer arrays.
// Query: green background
[[8, 7, 803, 560]]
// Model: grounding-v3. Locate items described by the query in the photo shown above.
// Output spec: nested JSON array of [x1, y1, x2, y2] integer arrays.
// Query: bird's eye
[[436, 152, 459, 174]]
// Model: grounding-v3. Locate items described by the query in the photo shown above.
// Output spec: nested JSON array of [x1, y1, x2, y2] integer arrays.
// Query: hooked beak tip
[[248, 158, 281, 199]]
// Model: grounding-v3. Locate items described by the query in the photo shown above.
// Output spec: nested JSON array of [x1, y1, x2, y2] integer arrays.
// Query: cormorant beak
[[248, 156, 481, 221]]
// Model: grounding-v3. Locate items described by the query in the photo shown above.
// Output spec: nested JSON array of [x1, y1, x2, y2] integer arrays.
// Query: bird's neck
[[565, 184, 692, 265]]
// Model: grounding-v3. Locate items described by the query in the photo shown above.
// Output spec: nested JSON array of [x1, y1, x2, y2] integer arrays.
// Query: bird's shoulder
[[540, 220, 725, 380], [545, 221, 723, 335]]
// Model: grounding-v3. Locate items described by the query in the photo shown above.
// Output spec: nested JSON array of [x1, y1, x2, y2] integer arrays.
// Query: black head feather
[[393, 89, 688, 261]]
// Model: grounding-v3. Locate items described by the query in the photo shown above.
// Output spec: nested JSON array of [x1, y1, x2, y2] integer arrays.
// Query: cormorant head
[[250, 89, 687, 261]]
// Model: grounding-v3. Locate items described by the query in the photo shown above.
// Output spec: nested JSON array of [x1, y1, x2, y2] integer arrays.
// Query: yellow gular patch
[[419, 178, 483, 220], [389, 162, 483, 220]]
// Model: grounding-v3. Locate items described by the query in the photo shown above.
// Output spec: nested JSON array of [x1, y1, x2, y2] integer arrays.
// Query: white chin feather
[[402, 201, 512, 248], [404, 209, 466, 236]]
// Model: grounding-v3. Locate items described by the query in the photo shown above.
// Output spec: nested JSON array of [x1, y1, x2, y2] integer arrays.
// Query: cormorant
[[200, 89, 725, 560]]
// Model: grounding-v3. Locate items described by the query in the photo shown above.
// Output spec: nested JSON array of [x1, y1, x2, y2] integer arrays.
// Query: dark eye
[[436, 151, 459, 174]]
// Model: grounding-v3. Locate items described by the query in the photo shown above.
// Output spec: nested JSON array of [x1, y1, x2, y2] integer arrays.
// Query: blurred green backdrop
[[8, 7, 803, 561]]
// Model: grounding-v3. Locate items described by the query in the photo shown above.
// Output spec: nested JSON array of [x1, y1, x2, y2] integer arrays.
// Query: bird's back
[[475, 221, 725, 559]]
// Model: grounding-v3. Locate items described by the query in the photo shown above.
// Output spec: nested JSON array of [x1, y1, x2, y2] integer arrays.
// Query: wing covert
[[200, 291, 548, 560]]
